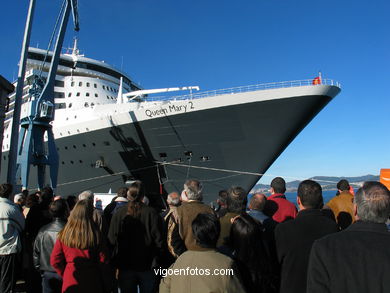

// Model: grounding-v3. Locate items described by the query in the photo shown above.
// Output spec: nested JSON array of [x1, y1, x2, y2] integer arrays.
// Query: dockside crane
[[14, 0, 79, 192]]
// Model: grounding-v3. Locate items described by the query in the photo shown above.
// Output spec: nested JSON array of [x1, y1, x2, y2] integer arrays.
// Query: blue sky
[[1, 0, 389, 184]]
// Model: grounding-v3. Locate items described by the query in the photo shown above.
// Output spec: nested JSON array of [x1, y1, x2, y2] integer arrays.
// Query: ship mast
[[12, 0, 79, 192]]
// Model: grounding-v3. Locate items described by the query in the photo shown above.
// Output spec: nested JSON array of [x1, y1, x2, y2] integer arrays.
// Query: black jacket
[[33, 218, 66, 272], [307, 221, 390, 293], [108, 204, 163, 271], [275, 209, 338, 293]]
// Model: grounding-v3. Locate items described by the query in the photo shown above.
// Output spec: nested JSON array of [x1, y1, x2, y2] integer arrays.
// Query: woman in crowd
[[230, 214, 278, 293], [108, 180, 163, 293], [50, 199, 111, 293]]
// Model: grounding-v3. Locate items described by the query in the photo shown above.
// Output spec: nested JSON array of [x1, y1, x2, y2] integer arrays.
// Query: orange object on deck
[[312, 77, 321, 85], [380, 169, 390, 190]]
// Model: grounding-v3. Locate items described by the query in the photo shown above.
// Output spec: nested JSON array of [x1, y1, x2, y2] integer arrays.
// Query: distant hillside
[[251, 174, 380, 193]]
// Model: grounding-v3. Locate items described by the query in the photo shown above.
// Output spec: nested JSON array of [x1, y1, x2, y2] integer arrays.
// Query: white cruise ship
[[1, 45, 341, 204]]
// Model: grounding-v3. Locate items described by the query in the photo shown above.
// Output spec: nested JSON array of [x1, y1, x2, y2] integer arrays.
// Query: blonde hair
[[58, 199, 101, 249]]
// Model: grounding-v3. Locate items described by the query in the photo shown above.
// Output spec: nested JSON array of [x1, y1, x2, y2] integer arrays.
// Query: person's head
[[354, 181, 390, 223], [127, 181, 144, 217], [14, 193, 26, 206], [26, 193, 39, 208], [183, 179, 203, 201], [117, 187, 128, 199], [297, 180, 323, 209], [192, 213, 220, 249], [249, 193, 267, 211], [49, 198, 69, 220], [337, 179, 350, 192], [230, 214, 269, 269], [167, 192, 180, 207], [66, 195, 77, 211], [40, 186, 54, 206], [226, 186, 247, 213], [217, 190, 228, 208], [0, 183, 13, 199], [78, 190, 94, 203], [270, 177, 286, 194], [58, 199, 100, 249]]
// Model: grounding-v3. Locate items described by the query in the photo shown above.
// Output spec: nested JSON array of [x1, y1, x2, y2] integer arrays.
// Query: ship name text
[[145, 101, 195, 118]]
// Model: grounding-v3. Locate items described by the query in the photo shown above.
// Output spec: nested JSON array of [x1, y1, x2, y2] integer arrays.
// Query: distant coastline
[[251, 174, 379, 193]]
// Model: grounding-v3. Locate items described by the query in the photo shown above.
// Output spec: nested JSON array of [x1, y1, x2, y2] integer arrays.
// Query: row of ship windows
[[66, 92, 117, 99], [1, 140, 110, 153], [70, 81, 118, 93]]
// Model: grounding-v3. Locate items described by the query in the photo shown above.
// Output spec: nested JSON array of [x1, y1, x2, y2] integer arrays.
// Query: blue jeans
[[41, 271, 62, 293], [118, 270, 157, 293]]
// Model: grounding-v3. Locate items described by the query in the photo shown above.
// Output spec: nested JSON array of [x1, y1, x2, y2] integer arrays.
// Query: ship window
[[107, 96, 110, 99], [83, 144, 86, 147], [74, 116, 77, 119], [69, 103, 72, 108], [68, 93, 72, 97], [62, 161, 65, 165], [91, 103, 95, 107], [3, 156, 6, 160], [86, 92, 90, 97], [79, 82, 82, 86], [92, 143, 96, 146], [73, 145, 76, 149], [55, 103, 66, 109], [65, 146, 68, 150], [103, 141, 110, 146], [68, 131, 71, 134], [103, 85, 106, 90], [86, 82, 90, 87], [76, 92, 80, 97], [55, 80, 64, 87], [55, 92, 65, 99], [77, 129, 80, 133], [94, 84, 97, 88], [79, 160, 83, 163], [86, 128, 89, 131], [84, 102, 89, 107], [71, 81, 75, 87], [70, 161, 74, 164], [95, 93, 98, 97], [60, 132, 62, 136]]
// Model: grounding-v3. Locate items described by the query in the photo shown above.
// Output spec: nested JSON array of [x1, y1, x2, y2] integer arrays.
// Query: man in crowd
[[0, 183, 25, 293], [159, 213, 245, 293], [275, 180, 338, 293], [13, 193, 26, 212], [33, 199, 69, 293], [215, 190, 228, 218], [169, 180, 214, 256], [307, 181, 390, 293], [324, 179, 355, 229], [103, 187, 128, 226], [266, 177, 297, 222], [217, 186, 247, 247], [78, 190, 108, 234]]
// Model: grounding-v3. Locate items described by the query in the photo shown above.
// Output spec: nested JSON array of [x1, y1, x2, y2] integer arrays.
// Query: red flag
[[312, 76, 321, 85]]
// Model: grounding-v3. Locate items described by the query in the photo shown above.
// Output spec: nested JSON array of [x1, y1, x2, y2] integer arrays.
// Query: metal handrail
[[141, 78, 341, 102]]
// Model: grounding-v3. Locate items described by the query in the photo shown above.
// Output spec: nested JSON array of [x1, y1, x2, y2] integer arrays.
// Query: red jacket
[[50, 239, 108, 293], [267, 193, 297, 223]]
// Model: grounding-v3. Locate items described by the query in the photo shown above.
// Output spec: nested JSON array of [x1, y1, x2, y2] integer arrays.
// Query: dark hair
[[0, 183, 13, 199], [226, 186, 247, 213], [355, 181, 390, 223], [337, 179, 350, 191], [230, 214, 271, 285], [218, 190, 228, 205], [26, 193, 39, 208], [49, 199, 69, 219], [117, 187, 128, 198], [192, 213, 220, 248], [40, 186, 54, 207], [271, 177, 286, 194], [127, 181, 144, 218], [66, 195, 77, 211], [297, 180, 323, 209]]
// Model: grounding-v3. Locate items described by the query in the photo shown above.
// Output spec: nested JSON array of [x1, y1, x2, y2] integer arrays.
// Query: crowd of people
[[0, 177, 389, 293]]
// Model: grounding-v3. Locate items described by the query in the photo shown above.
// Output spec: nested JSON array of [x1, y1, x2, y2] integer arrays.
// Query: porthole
[[65, 146, 68, 150], [68, 93, 72, 97], [71, 82, 74, 87], [94, 84, 97, 88], [73, 145, 76, 149], [82, 144, 86, 147], [76, 92, 80, 97], [68, 131, 71, 134], [79, 160, 83, 163], [86, 93, 90, 97], [86, 82, 90, 87], [70, 161, 74, 164], [79, 82, 82, 86], [92, 143, 96, 146], [95, 93, 98, 97], [62, 161, 65, 165]]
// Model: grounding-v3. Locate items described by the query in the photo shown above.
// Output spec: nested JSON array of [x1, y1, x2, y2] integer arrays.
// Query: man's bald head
[[249, 193, 267, 211], [167, 192, 181, 207]]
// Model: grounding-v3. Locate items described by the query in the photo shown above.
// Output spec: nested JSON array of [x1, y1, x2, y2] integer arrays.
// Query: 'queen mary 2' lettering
[[145, 101, 195, 118]]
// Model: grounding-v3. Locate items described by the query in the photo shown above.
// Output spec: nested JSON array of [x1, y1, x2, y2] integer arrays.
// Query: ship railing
[[140, 78, 340, 102]]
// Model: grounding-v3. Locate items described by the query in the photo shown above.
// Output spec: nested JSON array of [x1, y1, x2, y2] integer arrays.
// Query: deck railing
[[141, 78, 341, 102]]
